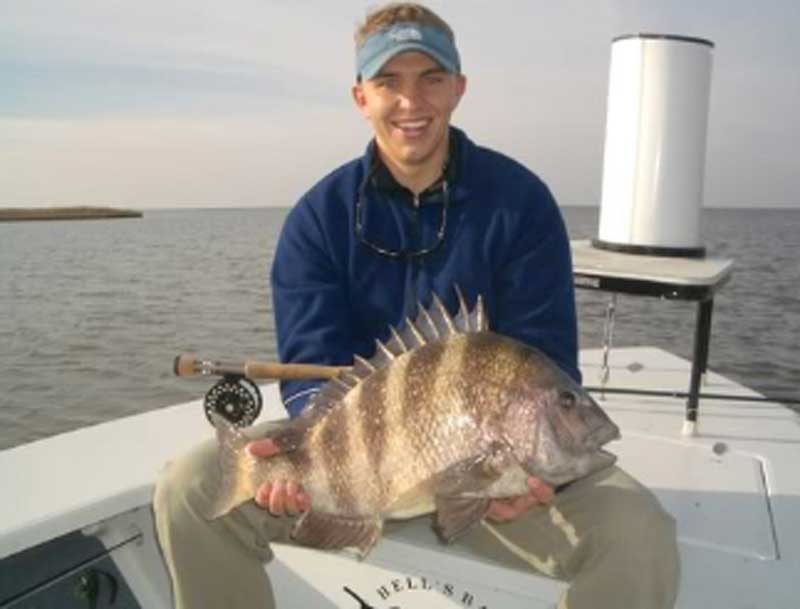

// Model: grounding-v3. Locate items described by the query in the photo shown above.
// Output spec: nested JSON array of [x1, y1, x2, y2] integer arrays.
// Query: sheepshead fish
[[207, 289, 620, 556]]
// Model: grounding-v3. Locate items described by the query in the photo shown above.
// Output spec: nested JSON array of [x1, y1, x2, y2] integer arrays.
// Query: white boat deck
[[1, 346, 798, 608], [581, 348, 799, 608]]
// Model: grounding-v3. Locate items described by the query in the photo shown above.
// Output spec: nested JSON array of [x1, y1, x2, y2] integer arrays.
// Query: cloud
[[0, 0, 355, 118], [0, 59, 346, 118], [1, 0, 799, 207]]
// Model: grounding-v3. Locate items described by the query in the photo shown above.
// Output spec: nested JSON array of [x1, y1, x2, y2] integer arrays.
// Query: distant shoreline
[[0, 206, 143, 222]]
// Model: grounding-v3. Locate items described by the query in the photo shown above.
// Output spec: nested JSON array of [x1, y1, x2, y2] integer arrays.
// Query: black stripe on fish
[[357, 373, 389, 506], [285, 441, 313, 480], [396, 341, 451, 481], [319, 407, 359, 512], [401, 341, 446, 429]]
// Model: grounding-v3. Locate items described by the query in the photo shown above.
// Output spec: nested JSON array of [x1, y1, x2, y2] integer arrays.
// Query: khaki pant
[[153, 425, 679, 609]]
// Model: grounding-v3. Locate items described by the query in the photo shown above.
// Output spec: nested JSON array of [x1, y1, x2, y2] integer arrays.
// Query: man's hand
[[247, 438, 311, 516], [486, 476, 553, 523]]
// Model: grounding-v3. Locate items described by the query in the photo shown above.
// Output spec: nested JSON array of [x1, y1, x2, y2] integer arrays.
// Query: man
[[154, 4, 680, 608]]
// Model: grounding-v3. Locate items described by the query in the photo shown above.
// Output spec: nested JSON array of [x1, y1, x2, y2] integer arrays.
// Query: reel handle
[[174, 353, 348, 381]]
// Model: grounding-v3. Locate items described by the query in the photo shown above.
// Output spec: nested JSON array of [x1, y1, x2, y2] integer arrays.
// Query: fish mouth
[[585, 423, 621, 450], [533, 449, 617, 487], [594, 449, 617, 468]]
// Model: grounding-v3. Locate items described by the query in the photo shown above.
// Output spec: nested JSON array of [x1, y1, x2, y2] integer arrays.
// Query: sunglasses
[[354, 172, 449, 259]]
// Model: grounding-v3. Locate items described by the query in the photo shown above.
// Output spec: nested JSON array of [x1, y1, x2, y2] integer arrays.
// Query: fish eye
[[559, 390, 577, 409]]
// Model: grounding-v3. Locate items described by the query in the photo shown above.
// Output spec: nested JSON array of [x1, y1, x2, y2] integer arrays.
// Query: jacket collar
[[359, 126, 472, 205]]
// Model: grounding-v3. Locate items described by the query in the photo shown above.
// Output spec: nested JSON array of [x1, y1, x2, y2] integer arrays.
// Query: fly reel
[[203, 375, 262, 427], [174, 352, 345, 427]]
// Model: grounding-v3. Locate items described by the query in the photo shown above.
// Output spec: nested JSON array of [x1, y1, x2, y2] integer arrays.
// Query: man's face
[[352, 51, 466, 172]]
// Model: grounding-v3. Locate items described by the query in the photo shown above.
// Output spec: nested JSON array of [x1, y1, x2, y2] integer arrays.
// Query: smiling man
[[154, 4, 680, 609], [352, 45, 465, 193]]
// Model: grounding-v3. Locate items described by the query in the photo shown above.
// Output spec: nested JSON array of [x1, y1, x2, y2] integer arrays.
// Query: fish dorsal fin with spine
[[305, 287, 487, 415], [368, 285, 489, 373]]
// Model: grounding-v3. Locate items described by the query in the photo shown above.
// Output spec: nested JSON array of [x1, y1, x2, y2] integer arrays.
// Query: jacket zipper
[[405, 193, 422, 318]]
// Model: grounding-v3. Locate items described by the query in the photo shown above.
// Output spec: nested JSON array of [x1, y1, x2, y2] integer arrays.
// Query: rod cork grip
[[174, 353, 198, 377], [243, 361, 347, 380]]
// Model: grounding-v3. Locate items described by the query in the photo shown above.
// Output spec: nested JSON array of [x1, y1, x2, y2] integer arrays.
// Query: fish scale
[[206, 288, 620, 556]]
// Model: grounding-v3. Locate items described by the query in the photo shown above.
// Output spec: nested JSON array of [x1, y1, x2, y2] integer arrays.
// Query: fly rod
[[585, 386, 800, 406], [176, 354, 800, 406], [173, 353, 348, 381], [174, 354, 800, 429]]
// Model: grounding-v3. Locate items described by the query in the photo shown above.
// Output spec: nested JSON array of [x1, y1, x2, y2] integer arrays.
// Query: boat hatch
[[615, 432, 777, 560]]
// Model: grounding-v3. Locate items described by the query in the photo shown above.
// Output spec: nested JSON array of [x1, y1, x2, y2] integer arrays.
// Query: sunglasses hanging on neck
[[354, 164, 449, 260]]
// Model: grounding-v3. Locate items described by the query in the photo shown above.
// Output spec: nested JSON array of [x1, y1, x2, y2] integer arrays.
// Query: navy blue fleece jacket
[[270, 127, 579, 417]]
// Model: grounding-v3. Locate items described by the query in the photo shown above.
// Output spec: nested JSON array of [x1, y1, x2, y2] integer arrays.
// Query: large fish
[[207, 289, 620, 556]]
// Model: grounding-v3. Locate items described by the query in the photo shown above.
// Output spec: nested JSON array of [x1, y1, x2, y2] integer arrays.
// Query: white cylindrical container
[[595, 34, 714, 257]]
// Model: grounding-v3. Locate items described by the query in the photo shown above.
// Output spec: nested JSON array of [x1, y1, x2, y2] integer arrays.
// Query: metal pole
[[599, 294, 617, 400], [684, 298, 714, 435]]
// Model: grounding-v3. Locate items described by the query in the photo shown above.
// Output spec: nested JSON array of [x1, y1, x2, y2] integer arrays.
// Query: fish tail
[[205, 414, 260, 519]]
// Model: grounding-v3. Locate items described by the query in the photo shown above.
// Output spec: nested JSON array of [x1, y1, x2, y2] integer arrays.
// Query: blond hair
[[354, 2, 455, 47]]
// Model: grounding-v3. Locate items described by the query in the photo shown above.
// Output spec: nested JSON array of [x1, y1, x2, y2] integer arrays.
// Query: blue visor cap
[[356, 22, 461, 81]]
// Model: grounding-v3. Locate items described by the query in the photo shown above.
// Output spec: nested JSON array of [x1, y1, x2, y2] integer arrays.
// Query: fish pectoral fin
[[431, 442, 511, 496], [433, 495, 490, 543], [291, 511, 383, 557], [430, 447, 510, 542]]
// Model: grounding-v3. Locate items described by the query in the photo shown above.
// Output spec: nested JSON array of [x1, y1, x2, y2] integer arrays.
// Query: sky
[[1, 0, 798, 209]]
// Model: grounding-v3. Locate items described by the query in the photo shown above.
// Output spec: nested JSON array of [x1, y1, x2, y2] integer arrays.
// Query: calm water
[[1, 207, 798, 449]]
